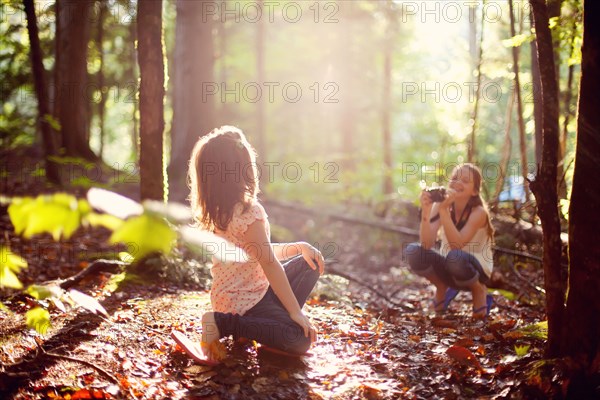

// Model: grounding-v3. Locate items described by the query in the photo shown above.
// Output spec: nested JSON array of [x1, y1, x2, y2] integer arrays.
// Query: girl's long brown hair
[[188, 126, 259, 231], [452, 163, 495, 240]]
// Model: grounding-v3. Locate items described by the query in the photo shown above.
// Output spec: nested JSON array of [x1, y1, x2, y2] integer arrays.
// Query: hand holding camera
[[425, 187, 447, 203]]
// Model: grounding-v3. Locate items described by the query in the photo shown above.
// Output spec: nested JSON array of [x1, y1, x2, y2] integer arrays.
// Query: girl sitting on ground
[[173, 126, 325, 364]]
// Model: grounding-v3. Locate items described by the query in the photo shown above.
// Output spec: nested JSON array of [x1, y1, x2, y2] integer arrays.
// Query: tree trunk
[[468, 2, 485, 163], [55, 0, 96, 160], [96, 0, 107, 160], [492, 87, 515, 206], [130, 16, 139, 160], [548, 0, 569, 200], [509, 0, 530, 204], [168, 0, 215, 202], [563, 0, 600, 379], [528, 0, 565, 358], [338, 0, 356, 170], [559, 20, 579, 194], [256, 0, 267, 188], [137, 0, 165, 201], [23, 0, 60, 184], [530, 11, 544, 167], [381, 1, 393, 196]]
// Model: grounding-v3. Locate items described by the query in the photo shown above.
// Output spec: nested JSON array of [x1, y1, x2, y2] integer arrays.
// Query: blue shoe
[[433, 287, 460, 313], [472, 294, 493, 319]]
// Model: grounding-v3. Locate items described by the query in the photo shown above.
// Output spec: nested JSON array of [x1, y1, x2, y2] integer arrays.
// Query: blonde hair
[[188, 126, 259, 231], [451, 163, 495, 240]]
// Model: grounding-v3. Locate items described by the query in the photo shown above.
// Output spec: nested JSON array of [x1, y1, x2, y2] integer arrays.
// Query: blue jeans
[[404, 243, 489, 288], [213, 255, 320, 354]]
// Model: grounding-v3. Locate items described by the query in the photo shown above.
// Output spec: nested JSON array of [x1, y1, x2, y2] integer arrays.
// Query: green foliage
[[8, 194, 90, 241], [0, 245, 28, 289], [85, 212, 124, 231], [109, 214, 177, 261], [492, 288, 517, 301], [26, 307, 51, 334], [518, 321, 548, 340], [26, 284, 62, 300], [514, 344, 531, 357], [502, 33, 534, 48]]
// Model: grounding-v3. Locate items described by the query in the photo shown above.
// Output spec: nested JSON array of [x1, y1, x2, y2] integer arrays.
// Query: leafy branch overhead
[[1, 188, 246, 334]]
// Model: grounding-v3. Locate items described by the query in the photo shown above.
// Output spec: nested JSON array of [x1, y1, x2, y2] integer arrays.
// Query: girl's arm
[[439, 204, 487, 249], [271, 242, 324, 274], [419, 192, 442, 249], [272, 242, 302, 261], [243, 219, 317, 342]]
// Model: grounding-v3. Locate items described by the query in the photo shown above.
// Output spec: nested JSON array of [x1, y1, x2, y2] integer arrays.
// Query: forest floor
[[1, 148, 560, 399]]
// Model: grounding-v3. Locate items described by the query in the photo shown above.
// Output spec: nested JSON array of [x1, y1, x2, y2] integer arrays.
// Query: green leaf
[[0, 266, 22, 289], [26, 307, 51, 334], [68, 289, 108, 317], [491, 288, 516, 301], [560, 199, 570, 220], [518, 321, 548, 340], [8, 194, 89, 240], [502, 33, 532, 48], [1, 246, 27, 273], [109, 214, 176, 260], [0, 246, 27, 289], [43, 113, 61, 131], [7, 197, 36, 235], [84, 212, 124, 231], [514, 344, 530, 357], [26, 284, 63, 300]]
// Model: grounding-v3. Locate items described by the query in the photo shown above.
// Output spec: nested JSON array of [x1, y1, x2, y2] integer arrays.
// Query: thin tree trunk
[[492, 87, 515, 205], [96, 0, 107, 160], [530, 11, 544, 167], [256, 0, 267, 187], [468, 4, 477, 62], [509, 0, 530, 204], [559, 20, 579, 194], [468, 1, 485, 163], [338, 0, 355, 170], [168, 0, 215, 202], [23, 0, 60, 184], [564, 0, 600, 380], [55, 0, 96, 160], [382, 1, 393, 196], [53, 0, 61, 123], [216, 4, 227, 122], [137, 0, 165, 201], [529, 0, 565, 358], [548, 0, 568, 200], [130, 17, 139, 160]]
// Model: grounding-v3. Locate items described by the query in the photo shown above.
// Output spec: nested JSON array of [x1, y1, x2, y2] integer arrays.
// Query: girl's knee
[[287, 335, 311, 355], [445, 251, 476, 282], [296, 256, 321, 278], [404, 243, 432, 275], [404, 242, 422, 266]]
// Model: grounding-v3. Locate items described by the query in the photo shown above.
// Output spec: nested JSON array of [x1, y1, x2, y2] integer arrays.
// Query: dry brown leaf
[[446, 345, 484, 372]]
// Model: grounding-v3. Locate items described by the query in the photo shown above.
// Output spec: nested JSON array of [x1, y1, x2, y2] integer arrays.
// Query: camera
[[425, 187, 446, 202]]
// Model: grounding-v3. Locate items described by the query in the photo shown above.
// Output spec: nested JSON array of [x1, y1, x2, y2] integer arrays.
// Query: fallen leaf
[[431, 318, 458, 328], [446, 345, 484, 372]]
